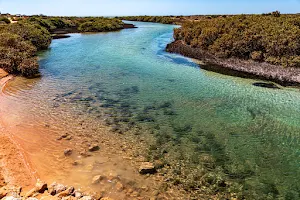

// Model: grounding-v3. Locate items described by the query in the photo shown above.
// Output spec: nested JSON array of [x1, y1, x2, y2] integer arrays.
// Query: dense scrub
[[78, 18, 124, 32], [0, 32, 39, 76], [173, 14, 300, 67], [120, 16, 175, 24], [0, 16, 129, 77], [0, 22, 51, 77], [28, 16, 125, 33], [0, 17, 10, 24]]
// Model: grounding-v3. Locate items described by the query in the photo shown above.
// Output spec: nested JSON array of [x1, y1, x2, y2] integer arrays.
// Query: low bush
[[173, 14, 300, 67], [0, 32, 39, 77], [120, 16, 175, 24]]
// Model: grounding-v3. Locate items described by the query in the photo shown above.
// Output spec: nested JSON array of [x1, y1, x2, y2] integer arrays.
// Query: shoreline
[[166, 40, 300, 87], [0, 75, 190, 199]]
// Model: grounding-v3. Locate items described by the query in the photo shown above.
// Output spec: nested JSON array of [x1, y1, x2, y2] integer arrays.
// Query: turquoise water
[[11, 22, 300, 199]]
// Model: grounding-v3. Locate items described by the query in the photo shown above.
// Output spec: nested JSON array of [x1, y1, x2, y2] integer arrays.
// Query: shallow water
[[2, 21, 300, 199]]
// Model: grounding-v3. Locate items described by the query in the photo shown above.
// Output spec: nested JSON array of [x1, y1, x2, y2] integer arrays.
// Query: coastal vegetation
[[0, 17, 10, 24], [77, 18, 124, 32], [0, 22, 51, 77], [120, 16, 175, 24], [0, 15, 131, 77], [172, 13, 300, 68], [28, 16, 125, 33]]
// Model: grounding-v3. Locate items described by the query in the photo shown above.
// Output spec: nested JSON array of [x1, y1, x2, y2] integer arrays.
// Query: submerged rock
[[91, 175, 104, 185], [57, 133, 69, 140], [115, 182, 124, 192], [139, 162, 157, 174], [252, 82, 280, 89], [88, 144, 100, 152], [64, 149, 73, 156]]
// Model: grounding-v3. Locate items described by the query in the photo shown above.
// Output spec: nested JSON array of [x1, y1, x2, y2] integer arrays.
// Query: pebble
[[88, 144, 100, 152], [64, 149, 73, 156], [91, 175, 104, 184], [115, 182, 124, 191]]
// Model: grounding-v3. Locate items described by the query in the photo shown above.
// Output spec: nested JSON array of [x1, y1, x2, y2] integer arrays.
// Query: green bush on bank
[[78, 18, 124, 32], [3, 22, 51, 50], [0, 16, 125, 77], [0, 21, 51, 77], [174, 14, 300, 67], [0, 32, 39, 76], [0, 17, 10, 24], [120, 16, 175, 24]]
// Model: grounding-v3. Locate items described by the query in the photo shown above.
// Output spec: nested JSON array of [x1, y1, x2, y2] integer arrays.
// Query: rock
[[2, 196, 21, 200], [62, 196, 77, 200], [130, 191, 140, 197], [56, 187, 74, 198], [35, 179, 47, 193], [115, 182, 124, 191], [139, 162, 157, 174], [48, 182, 66, 195], [79, 151, 91, 157], [88, 144, 100, 152], [79, 196, 93, 200], [25, 188, 37, 198], [252, 82, 280, 89], [65, 136, 73, 140], [105, 171, 120, 181], [26, 198, 39, 200], [64, 149, 73, 156], [0, 187, 8, 198], [40, 196, 60, 200], [74, 191, 82, 198], [101, 198, 114, 200], [72, 160, 83, 166], [91, 175, 104, 184], [57, 133, 69, 140], [6, 186, 22, 198]]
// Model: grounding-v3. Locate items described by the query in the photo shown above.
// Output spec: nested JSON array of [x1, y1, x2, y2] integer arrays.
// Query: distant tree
[[272, 11, 281, 17]]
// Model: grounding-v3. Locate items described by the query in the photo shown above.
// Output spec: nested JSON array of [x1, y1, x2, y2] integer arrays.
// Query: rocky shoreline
[[0, 180, 96, 200], [166, 40, 300, 87]]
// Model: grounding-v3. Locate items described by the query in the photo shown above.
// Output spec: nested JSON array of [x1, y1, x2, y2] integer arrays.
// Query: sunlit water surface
[[2, 21, 300, 199]]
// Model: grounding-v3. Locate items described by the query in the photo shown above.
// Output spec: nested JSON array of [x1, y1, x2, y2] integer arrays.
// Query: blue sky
[[0, 0, 299, 16]]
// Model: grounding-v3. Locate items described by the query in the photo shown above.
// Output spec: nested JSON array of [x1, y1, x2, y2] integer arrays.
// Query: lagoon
[[2, 21, 300, 199]]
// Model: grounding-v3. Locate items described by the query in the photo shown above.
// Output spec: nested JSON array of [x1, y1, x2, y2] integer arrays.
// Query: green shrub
[[0, 17, 10, 24], [174, 14, 300, 67], [120, 16, 175, 24], [78, 18, 124, 32], [0, 32, 38, 76], [3, 22, 51, 50]]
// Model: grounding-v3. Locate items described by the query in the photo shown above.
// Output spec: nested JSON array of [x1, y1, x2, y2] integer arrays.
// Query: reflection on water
[[2, 21, 300, 199]]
